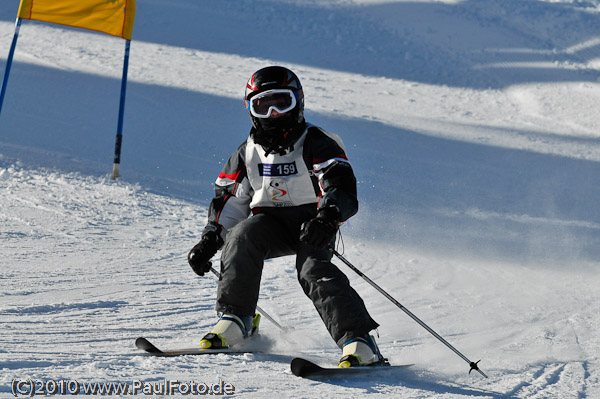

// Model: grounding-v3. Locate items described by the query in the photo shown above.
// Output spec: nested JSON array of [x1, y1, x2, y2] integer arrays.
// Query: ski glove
[[300, 207, 340, 250], [188, 227, 224, 277]]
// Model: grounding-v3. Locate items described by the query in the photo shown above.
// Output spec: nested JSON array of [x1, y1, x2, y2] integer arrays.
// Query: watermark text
[[11, 378, 235, 396]]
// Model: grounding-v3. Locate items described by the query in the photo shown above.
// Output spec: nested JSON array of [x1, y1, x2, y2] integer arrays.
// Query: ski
[[290, 357, 412, 378], [135, 337, 259, 357]]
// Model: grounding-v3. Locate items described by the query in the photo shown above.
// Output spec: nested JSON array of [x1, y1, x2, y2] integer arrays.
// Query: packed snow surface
[[1, 0, 599, 397]]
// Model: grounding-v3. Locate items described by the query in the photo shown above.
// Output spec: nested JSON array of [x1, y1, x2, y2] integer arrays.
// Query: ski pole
[[331, 249, 488, 378], [209, 265, 287, 332]]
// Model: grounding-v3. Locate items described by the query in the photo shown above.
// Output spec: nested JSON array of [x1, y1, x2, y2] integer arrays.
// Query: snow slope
[[1, 0, 600, 397]]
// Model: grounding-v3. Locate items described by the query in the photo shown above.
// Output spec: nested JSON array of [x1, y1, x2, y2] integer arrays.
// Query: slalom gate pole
[[209, 265, 287, 332], [331, 248, 488, 378], [0, 18, 22, 119], [111, 40, 131, 180]]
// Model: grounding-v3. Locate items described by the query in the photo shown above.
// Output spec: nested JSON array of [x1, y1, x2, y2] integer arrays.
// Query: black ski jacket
[[204, 124, 358, 237]]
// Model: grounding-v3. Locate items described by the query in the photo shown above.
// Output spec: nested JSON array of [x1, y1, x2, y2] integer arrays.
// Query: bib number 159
[[259, 162, 298, 177]]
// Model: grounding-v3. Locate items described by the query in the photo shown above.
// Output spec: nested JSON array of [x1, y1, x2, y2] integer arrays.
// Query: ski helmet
[[244, 66, 305, 131]]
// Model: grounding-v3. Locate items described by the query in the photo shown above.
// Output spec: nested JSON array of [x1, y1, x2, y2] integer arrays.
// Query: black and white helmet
[[244, 66, 305, 132]]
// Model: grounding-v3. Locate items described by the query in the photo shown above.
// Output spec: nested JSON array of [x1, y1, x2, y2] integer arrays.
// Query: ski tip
[[135, 337, 162, 354], [291, 357, 321, 377]]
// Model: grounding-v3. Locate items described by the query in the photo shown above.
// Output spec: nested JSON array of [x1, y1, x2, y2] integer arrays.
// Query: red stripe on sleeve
[[218, 170, 241, 181]]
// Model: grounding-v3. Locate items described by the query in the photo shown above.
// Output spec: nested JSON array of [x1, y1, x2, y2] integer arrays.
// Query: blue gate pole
[[111, 39, 131, 179], [0, 18, 22, 120]]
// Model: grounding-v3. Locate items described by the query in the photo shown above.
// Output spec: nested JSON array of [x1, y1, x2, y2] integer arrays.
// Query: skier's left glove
[[188, 224, 224, 276], [300, 206, 340, 250]]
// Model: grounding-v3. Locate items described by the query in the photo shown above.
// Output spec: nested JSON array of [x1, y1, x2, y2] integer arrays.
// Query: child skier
[[188, 66, 385, 367]]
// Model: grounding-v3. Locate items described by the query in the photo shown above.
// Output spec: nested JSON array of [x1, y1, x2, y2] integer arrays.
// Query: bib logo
[[267, 179, 292, 206]]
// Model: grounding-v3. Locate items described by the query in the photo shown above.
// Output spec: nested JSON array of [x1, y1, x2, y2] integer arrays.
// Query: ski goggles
[[244, 89, 298, 118]]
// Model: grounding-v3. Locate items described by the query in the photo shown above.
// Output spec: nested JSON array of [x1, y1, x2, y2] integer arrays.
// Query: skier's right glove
[[188, 225, 224, 277]]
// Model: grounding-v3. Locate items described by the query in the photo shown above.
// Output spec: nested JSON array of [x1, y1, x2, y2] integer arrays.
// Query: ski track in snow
[[1, 0, 600, 397]]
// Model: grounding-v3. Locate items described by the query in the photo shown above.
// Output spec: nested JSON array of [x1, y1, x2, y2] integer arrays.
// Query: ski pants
[[216, 206, 379, 347]]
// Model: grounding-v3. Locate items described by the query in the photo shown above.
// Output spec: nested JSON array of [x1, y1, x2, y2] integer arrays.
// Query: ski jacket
[[205, 124, 358, 238]]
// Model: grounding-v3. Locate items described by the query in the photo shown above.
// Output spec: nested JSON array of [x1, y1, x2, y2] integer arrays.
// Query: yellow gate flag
[[17, 0, 136, 40]]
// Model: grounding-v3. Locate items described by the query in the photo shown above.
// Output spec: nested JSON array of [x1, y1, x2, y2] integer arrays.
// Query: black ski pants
[[216, 206, 378, 347]]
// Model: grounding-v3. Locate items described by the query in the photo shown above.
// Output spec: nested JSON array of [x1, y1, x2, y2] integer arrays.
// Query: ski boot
[[200, 313, 261, 349], [338, 334, 388, 368]]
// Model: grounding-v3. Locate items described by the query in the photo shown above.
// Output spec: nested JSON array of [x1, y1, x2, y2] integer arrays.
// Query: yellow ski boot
[[338, 335, 388, 368], [200, 313, 261, 349]]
